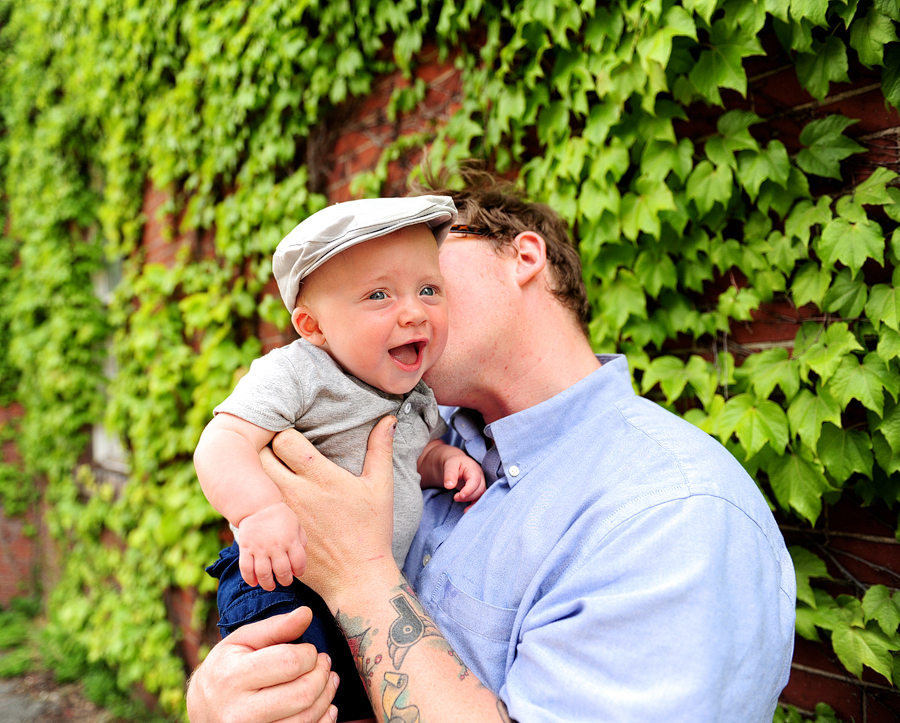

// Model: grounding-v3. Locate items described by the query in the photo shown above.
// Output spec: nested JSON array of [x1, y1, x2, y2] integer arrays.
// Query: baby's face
[[293, 224, 449, 395]]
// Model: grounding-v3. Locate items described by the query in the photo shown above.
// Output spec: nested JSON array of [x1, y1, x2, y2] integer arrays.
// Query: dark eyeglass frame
[[449, 224, 491, 237]]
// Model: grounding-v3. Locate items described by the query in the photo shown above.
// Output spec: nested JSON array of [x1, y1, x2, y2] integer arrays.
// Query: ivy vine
[[0, 0, 898, 719]]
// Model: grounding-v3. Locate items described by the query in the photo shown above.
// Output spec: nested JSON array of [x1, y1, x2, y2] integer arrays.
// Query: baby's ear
[[291, 306, 326, 346]]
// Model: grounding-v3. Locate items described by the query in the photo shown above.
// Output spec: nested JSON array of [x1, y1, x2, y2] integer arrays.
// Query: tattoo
[[387, 593, 439, 668], [382, 671, 421, 723], [334, 612, 382, 693]]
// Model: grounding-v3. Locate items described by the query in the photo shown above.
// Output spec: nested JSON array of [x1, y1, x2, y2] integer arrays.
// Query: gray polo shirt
[[215, 338, 447, 566]]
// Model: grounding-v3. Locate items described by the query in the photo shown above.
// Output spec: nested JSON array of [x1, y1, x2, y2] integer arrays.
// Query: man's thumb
[[362, 414, 396, 483], [228, 606, 313, 651]]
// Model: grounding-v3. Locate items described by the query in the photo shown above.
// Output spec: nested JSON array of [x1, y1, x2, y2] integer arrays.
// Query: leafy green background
[[0, 0, 899, 719]]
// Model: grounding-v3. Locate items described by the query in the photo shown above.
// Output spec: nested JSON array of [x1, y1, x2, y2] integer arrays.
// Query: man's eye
[[420, 286, 436, 296], [369, 291, 387, 300]]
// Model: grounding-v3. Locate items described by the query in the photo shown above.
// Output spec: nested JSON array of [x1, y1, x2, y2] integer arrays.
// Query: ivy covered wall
[[0, 0, 899, 720]]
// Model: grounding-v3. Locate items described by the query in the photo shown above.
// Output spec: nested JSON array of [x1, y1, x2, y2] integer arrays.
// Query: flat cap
[[273, 195, 458, 310]]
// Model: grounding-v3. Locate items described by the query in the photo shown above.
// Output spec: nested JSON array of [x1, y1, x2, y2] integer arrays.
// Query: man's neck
[[471, 312, 601, 425]]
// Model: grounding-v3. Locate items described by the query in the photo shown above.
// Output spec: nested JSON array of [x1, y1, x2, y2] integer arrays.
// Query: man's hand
[[260, 415, 399, 610], [186, 607, 338, 723], [237, 501, 308, 590]]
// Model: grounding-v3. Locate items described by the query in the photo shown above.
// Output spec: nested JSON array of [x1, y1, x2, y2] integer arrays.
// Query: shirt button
[[403, 402, 412, 413], [509, 465, 520, 477], [423, 554, 432, 566]]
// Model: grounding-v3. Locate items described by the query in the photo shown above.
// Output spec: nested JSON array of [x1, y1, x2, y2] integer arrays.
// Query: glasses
[[449, 224, 491, 237]]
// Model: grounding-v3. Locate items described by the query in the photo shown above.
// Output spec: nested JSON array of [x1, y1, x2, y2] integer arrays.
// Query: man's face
[[423, 233, 510, 407], [296, 225, 449, 395]]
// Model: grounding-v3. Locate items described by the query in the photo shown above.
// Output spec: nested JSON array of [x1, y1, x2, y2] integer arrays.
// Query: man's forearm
[[335, 573, 516, 723]]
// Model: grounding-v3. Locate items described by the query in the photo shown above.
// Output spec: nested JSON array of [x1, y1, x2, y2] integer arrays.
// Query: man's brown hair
[[416, 165, 591, 335]]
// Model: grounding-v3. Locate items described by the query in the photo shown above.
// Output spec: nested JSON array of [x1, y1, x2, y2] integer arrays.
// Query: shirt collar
[[451, 355, 634, 487], [487, 355, 633, 487]]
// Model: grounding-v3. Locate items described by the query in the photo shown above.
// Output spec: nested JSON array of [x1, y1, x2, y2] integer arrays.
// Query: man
[[187, 170, 796, 723]]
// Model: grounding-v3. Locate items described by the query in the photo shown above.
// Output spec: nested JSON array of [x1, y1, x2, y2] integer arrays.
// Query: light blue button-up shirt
[[403, 355, 795, 723]]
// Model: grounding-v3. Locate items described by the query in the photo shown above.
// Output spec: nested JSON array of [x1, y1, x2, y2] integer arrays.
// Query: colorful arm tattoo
[[335, 576, 516, 723]]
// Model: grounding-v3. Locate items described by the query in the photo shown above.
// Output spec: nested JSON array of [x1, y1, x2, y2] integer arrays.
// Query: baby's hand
[[237, 501, 307, 591], [443, 452, 487, 507]]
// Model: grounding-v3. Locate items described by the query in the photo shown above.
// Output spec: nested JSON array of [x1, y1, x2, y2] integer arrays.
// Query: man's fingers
[[227, 607, 315, 652], [244, 651, 337, 723]]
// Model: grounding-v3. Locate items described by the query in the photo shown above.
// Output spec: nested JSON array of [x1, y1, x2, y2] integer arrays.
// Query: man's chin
[[422, 366, 452, 405]]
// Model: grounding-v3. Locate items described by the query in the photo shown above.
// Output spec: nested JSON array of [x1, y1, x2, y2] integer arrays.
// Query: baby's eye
[[369, 290, 387, 301], [420, 286, 437, 297]]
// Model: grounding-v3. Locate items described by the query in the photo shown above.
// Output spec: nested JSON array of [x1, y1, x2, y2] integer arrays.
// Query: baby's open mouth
[[389, 341, 425, 366]]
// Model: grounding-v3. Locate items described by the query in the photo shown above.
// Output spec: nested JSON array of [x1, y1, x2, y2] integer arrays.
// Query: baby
[[194, 196, 485, 721]]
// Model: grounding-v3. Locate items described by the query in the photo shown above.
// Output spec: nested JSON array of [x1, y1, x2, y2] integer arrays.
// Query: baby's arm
[[194, 413, 306, 591], [417, 439, 486, 504]]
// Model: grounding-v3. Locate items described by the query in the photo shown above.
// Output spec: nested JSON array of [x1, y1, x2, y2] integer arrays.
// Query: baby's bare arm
[[194, 413, 283, 526]]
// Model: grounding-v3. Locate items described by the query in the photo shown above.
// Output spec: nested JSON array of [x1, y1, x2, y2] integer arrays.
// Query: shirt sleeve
[[500, 494, 795, 723], [214, 347, 309, 432]]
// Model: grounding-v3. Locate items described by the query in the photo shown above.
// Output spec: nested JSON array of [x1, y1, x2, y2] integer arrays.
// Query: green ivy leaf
[[790, 0, 828, 26], [817, 422, 873, 484], [736, 140, 790, 200], [835, 194, 869, 224], [719, 393, 789, 456], [641, 355, 688, 402], [688, 21, 764, 105], [716, 285, 761, 322], [634, 249, 678, 296], [872, 430, 900, 475], [849, 9, 899, 68], [787, 385, 843, 448], [796, 37, 850, 101], [822, 268, 868, 319], [683, 0, 718, 25], [686, 160, 734, 216], [828, 352, 899, 417], [789, 546, 832, 608], [875, 0, 900, 21], [853, 166, 899, 206], [684, 355, 720, 409], [766, 232, 808, 275], [831, 621, 898, 683], [884, 44, 900, 112], [620, 178, 676, 241], [862, 584, 900, 638], [768, 449, 832, 524], [797, 115, 865, 180], [865, 284, 900, 332], [600, 269, 647, 330], [791, 261, 831, 308], [734, 347, 800, 401], [876, 327, 900, 362], [795, 321, 864, 383], [871, 396, 900, 453], [785, 196, 832, 246]]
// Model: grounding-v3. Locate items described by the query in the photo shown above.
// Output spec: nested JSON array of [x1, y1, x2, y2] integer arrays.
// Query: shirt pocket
[[428, 573, 518, 693]]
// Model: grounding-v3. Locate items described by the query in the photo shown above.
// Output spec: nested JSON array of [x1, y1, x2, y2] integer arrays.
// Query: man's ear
[[291, 306, 326, 346], [511, 231, 547, 287]]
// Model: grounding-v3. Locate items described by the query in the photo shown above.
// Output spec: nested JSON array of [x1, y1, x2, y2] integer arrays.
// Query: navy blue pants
[[207, 543, 372, 721]]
